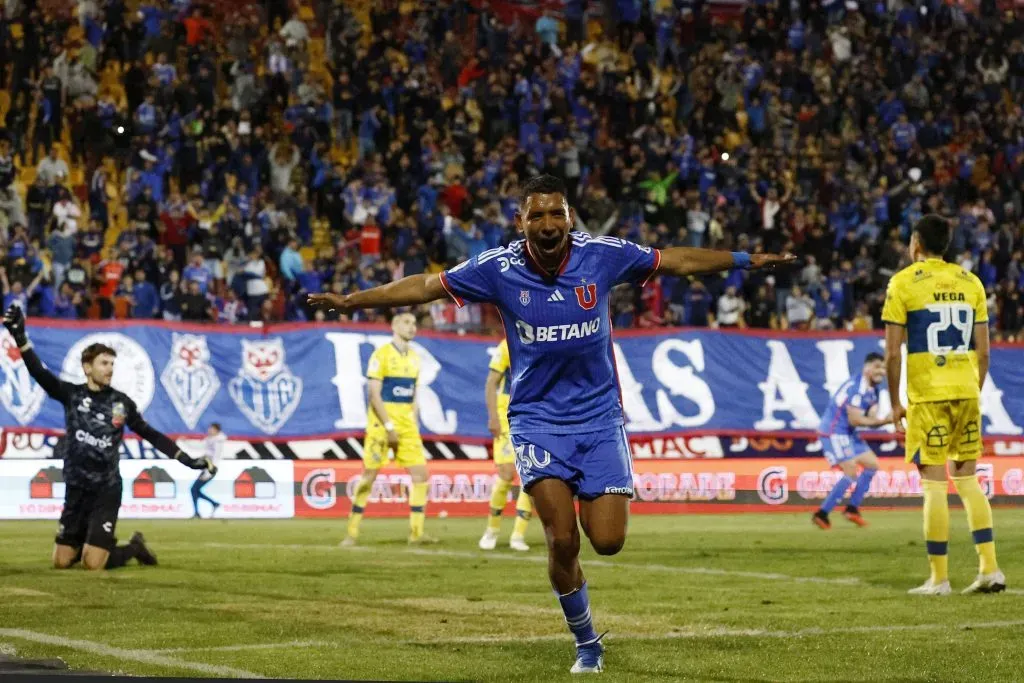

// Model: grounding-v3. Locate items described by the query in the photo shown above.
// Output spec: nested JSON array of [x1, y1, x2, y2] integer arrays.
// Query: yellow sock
[[921, 479, 950, 584], [347, 478, 373, 539], [952, 474, 998, 574], [511, 489, 532, 538], [409, 481, 428, 539], [487, 478, 512, 532]]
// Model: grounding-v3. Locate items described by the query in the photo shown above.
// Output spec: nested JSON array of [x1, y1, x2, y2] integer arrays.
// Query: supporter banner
[[293, 458, 1024, 517], [1, 321, 1022, 442], [0, 459, 294, 519]]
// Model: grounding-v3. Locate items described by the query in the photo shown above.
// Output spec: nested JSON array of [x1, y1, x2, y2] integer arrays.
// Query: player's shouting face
[[84, 353, 115, 389], [516, 191, 576, 270]]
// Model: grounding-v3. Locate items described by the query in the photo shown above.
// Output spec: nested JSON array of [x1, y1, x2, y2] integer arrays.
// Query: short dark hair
[[913, 215, 952, 257], [864, 352, 884, 364], [210, 422, 222, 431], [519, 174, 567, 206], [81, 343, 116, 365]]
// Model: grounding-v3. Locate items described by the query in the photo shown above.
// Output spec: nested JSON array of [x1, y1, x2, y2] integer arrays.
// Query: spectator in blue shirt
[[132, 269, 159, 319], [279, 238, 304, 284], [182, 252, 212, 295]]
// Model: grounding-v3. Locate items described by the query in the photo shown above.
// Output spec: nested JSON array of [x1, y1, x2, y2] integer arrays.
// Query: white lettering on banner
[[755, 341, 820, 430], [996, 442, 1024, 456], [757, 466, 788, 504], [651, 340, 715, 428], [981, 373, 1023, 435], [327, 332, 372, 429], [632, 472, 736, 502], [815, 340, 854, 398], [347, 474, 492, 503], [324, 333, 457, 434], [613, 343, 663, 431], [410, 341, 457, 435]]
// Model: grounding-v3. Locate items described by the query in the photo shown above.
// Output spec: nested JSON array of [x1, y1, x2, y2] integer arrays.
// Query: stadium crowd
[[0, 0, 1021, 339]]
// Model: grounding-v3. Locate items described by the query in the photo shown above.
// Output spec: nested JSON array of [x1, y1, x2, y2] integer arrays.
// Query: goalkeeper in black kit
[[4, 306, 216, 571]]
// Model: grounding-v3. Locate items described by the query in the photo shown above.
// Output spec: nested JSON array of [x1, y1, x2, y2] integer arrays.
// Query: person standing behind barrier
[[191, 423, 226, 519]]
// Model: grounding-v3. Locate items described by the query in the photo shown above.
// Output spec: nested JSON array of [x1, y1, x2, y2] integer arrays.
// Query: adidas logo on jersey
[[547, 290, 565, 302]]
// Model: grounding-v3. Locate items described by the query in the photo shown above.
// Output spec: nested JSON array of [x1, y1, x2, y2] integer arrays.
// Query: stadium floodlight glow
[[116, 126, 126, 134], [721, 153, 730, 161]]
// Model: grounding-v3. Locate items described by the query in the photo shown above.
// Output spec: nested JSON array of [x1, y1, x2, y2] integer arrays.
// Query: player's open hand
[[750, 253, 798, 270], [3, 305, 26, 344], [307, 292, 351, 313], [891, 403, 907, 434]]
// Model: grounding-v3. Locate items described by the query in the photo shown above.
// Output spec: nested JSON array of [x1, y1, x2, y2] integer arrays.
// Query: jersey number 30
[[925, 303, 973, 354]]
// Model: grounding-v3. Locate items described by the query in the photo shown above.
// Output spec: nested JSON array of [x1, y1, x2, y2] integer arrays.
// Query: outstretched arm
[[656, 247, 795, 277], [126, 408, 216, 474], [3, 306, 70, 404], [307, 273, 447, 313]]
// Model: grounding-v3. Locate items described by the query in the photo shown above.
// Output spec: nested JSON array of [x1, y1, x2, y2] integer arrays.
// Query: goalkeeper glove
[[175, 451, 217, 476], [3, 305, 27, 347]]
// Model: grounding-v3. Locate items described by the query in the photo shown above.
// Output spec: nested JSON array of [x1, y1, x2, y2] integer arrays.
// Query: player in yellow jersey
[[342, 311, 437, 546], [883, 215, 1004, 595], [478, 339, 533, 552]]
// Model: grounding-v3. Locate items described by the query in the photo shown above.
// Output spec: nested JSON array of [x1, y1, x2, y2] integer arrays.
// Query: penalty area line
[[172, 542, 866, 588], [149, 640, 332, 654], [0, 629, 265, 679], [401, 619, 1024, 645]]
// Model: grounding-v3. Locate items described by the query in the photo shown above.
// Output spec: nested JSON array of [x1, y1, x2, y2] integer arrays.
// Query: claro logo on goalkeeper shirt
[[515, 317, 601, 345]]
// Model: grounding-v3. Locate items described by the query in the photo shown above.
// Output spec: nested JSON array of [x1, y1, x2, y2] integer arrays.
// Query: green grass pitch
[[1, 511, 1022, 681]]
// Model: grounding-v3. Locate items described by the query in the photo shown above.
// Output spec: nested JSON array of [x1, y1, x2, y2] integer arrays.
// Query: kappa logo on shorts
[[0, 331, 45, 425], [161, 333, 221, 429], [229, 339, 303, 434]]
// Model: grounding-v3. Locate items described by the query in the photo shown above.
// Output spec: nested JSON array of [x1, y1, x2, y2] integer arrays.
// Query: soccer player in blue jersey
[[812, 353, 892, 530], [310, 175, 794, 674]]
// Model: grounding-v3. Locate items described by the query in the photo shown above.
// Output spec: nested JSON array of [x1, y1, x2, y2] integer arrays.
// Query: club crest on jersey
[[161, 333, 220, 430], [520, 290, 531, 306], [574, 283, 598, 310], [228, 338, 303, 434], [0, 332, 46, 425], [111, 402, 126, 428]]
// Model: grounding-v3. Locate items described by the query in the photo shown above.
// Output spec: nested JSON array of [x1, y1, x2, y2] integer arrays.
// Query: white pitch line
[[402, 547, 865, 586], [0, 629, 265, 679], [172, 542, 866, 587], [150, 640, 331, 654], [402, 619, 1024, 645]]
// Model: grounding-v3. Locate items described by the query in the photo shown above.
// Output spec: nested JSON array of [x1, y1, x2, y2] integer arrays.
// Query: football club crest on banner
[[0, 332, 45, 425], [161, 333, 220, 429], [62, 333, 156, 411], [520, 290, 531, 306], [228, 338, 303, 434]]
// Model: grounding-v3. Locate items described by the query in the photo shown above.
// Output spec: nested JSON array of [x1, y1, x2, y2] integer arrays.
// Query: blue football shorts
[[820, 433, 872, 467], [510, 426, 634, 500]]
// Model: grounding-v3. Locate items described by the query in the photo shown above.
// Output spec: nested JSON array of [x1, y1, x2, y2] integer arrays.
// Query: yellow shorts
[[493, 432, 515, 466], [363, 428, 425, 469], [905, 398, 982, 466]]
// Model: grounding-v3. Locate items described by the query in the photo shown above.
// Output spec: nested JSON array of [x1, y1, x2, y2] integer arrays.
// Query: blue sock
[[847, 469, 877, 508], [557, 582, 599, 647], [820, 475, 854, 514]]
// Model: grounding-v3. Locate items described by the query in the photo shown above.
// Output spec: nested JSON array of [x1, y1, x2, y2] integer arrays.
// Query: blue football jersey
[[441, 231, 661, 435], [818, 376, 880, 436]]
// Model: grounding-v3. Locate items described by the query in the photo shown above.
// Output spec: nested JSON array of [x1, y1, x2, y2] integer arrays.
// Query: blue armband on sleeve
[[731, 252, 752, 269]]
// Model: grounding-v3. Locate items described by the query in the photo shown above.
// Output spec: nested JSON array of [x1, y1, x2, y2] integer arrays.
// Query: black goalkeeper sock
[[104, 544, 138, 569]]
